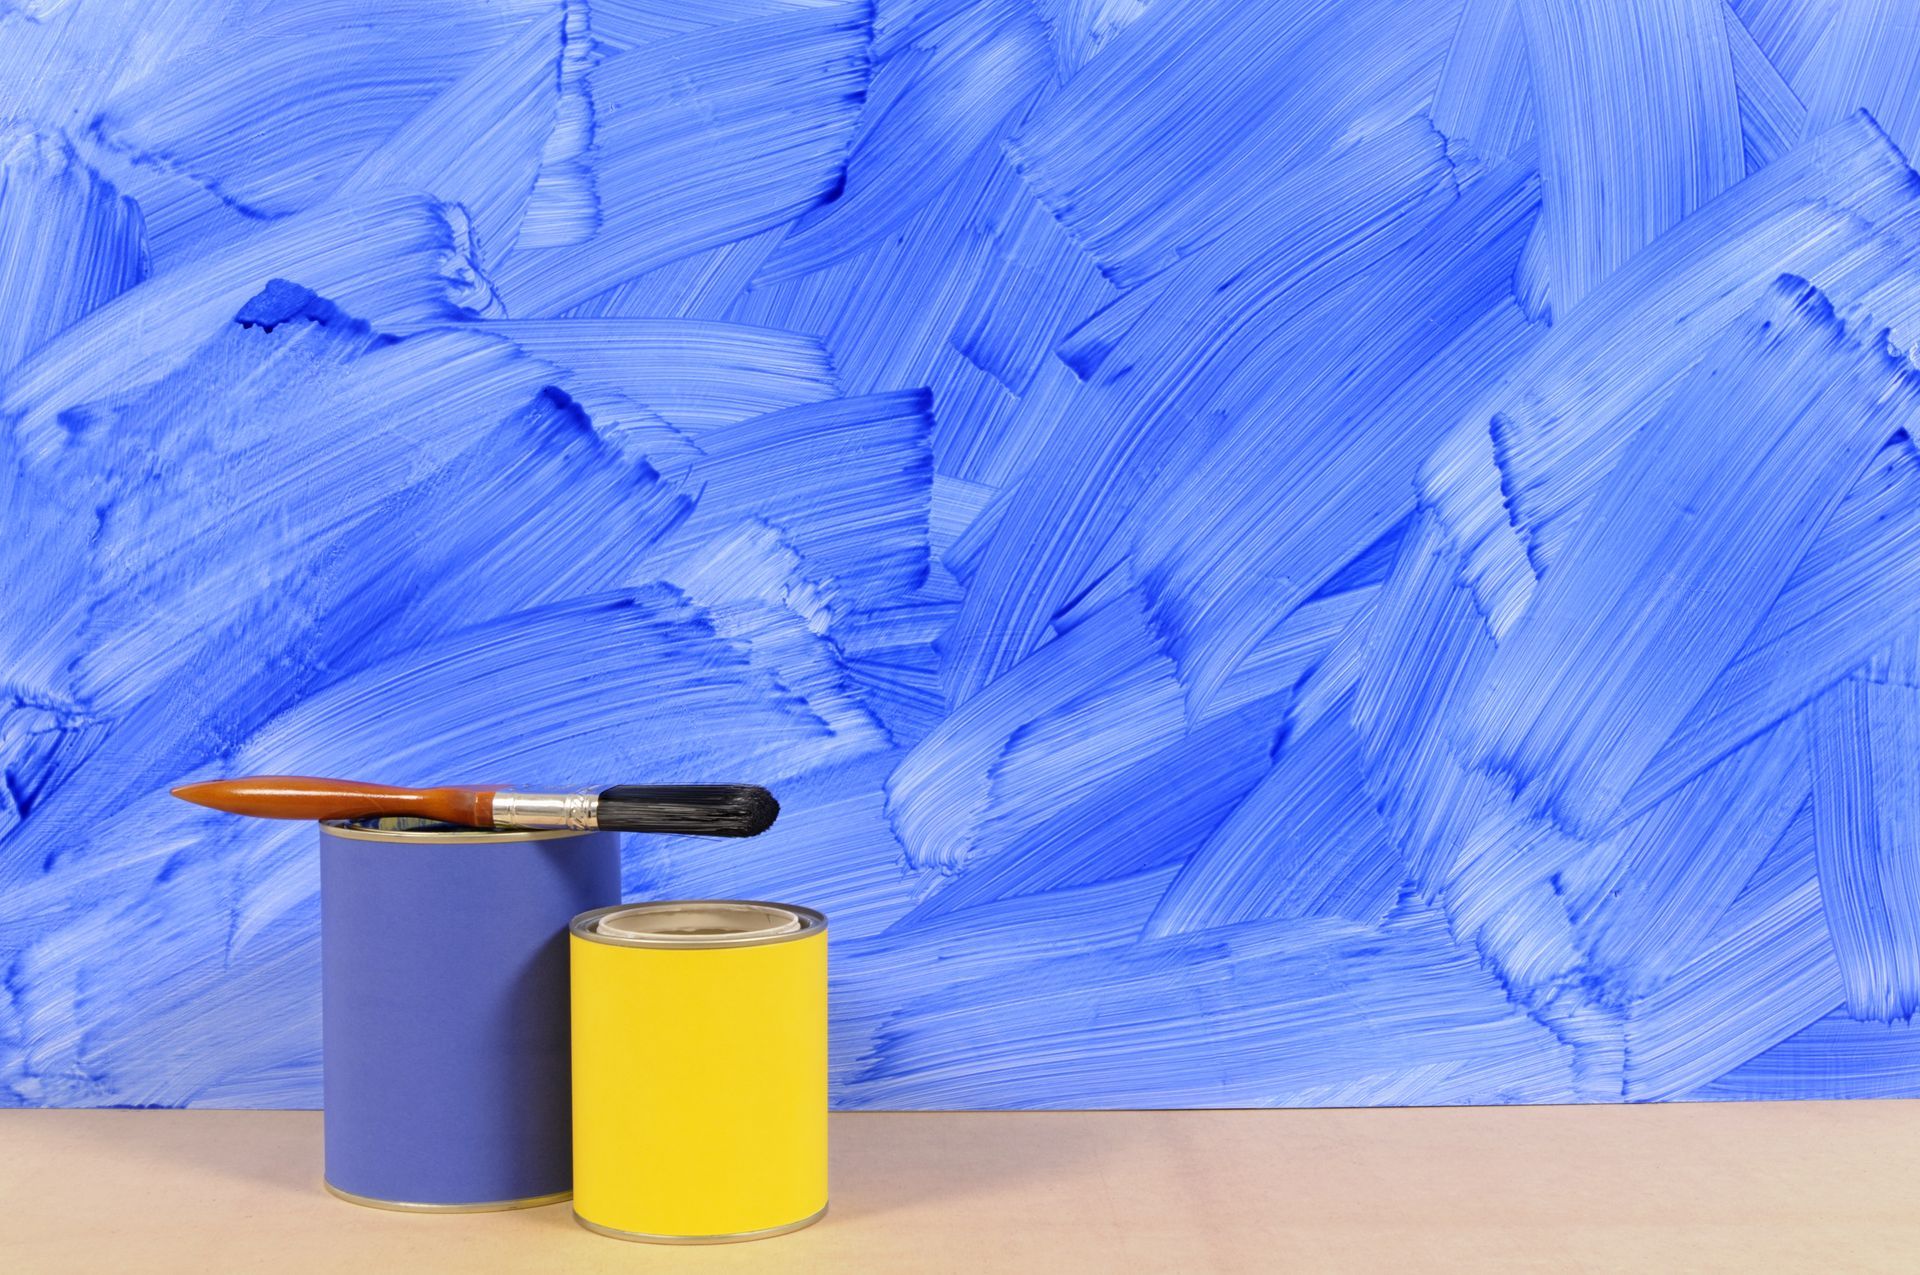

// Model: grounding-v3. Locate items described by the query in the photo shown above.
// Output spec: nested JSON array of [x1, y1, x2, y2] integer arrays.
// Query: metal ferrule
[[493, 790, 600, 830]]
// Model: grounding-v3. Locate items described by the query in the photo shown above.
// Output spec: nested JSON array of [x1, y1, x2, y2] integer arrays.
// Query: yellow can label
[[570, 920, 827, 1239]]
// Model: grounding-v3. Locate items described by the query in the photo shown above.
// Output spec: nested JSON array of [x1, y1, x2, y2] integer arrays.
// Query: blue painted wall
[[3, 0, 1920, 1107]]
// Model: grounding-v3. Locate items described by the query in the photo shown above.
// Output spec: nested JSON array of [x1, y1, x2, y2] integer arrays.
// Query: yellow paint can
[[569, 900, 828, 1243]]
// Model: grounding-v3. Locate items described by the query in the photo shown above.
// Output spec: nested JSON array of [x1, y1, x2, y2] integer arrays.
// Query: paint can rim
[[572, 1203, 827, 1244], [324, 1181, 572, 1212], [320, 815, 600, 844], [570, 900, 826, 949]]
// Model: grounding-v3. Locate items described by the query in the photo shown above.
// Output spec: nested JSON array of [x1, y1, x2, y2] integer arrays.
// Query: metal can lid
[[595, 901, 804, 946]]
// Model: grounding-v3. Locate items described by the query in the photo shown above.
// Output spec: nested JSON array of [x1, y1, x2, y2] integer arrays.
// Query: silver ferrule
[[492, 790, 599, 830]]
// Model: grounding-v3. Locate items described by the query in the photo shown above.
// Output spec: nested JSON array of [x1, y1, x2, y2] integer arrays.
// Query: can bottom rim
[[573, 1203, 827, 1245], [324, 1181, 572, 1213]]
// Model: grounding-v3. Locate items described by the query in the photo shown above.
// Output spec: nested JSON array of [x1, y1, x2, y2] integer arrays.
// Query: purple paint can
[[319, 816, 621, 1210]]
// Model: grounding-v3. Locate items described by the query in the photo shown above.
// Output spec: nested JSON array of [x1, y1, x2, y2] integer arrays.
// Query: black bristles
[[595, 784, 779, 837]]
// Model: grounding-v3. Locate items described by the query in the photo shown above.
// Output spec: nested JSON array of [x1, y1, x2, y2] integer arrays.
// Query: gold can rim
[[320, 816, 599, 844], [570, 900, 827, 950], [573, 1203, 827, 1244], [324, 1181, 571, 1212]]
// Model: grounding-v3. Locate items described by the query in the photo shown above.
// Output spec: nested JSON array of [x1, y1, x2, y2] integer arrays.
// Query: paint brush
[[170, 775, 779, 836]]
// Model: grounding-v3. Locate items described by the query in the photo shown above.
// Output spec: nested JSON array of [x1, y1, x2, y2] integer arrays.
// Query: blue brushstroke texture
[[3, 0, 1920, 1109]]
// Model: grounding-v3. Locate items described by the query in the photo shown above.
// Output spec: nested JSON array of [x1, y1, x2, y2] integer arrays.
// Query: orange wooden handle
[[170, 775, 494, 826]]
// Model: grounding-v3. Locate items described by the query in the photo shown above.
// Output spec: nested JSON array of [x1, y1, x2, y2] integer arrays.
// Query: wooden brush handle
[[170, 775, 493, 826]]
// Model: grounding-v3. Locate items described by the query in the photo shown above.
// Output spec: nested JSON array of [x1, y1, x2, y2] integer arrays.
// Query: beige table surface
[[1, 1103, 1914, 1273]]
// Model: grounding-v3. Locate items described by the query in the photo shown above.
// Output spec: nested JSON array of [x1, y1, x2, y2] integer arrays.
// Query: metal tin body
[[570, 901, 828, 1243], [320, 817, 621, 1210]]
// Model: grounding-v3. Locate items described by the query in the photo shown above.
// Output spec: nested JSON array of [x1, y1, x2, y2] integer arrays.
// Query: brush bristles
[[595, 784, 779, 836]]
